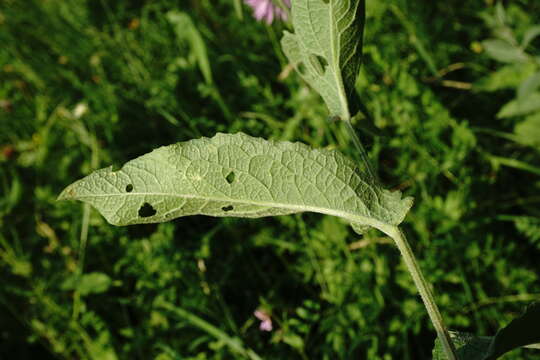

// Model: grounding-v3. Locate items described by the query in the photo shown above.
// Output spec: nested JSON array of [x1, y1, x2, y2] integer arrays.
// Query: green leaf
[[522, 25, 540, 49], [497, 92, 540, 118], [513, 216, 540, 242], [432, 302, 540, 360], [281, 0, 366, 120], [482, 39, 528, 63], [475, 63, 536, 92], [167, 11, 212, 85], [517, 72, 540, 101], [59, 133, 412, 235], [432, 332, 491, 360], [514, 112, 540, 149], [61, 272, 112, 296]]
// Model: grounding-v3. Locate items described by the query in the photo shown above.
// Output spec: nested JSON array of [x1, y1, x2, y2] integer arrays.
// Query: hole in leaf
[[138, 202, 157, 218], [225, 171, 235, 184], [321, 0, 329, 3], [297, 62, 307, 76], [309, 54, 328, 76], [126, 184, 133, 192], [222, 205, 234, 212]]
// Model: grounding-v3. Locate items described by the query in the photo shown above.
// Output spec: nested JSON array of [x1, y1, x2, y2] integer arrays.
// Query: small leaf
[[522, 25, 540, 49], [61, 272, 112, 296], [167, 11, 213, 84], [517, 72, 540, 101], [281, 0, 366, 120], [475, 63, 536, 92], [497, 92, 540, 118], [59, 133, 412, 235], [514, 112, 540, 148], [282, 333, 304, 350], [482, 39, 528, 63], [513, 216, 540, 242]]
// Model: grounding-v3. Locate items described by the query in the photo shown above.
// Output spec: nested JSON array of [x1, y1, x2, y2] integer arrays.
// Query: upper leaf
[[59, 133, 412, 234], [281, 0, 365, 120]]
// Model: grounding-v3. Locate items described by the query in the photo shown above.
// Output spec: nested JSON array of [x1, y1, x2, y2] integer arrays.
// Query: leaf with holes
[[58, 133, 412, 235], [281, 0, 365, 120]]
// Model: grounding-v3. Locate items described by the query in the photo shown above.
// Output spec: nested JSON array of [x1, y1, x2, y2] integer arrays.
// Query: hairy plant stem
[[387, 227, 458, 360], [344, 112, 457, 359], [343, 119, 378, 184]]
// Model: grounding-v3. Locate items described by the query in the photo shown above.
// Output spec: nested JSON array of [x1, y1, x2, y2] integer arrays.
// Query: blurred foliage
[[0, 0, 539, 359]]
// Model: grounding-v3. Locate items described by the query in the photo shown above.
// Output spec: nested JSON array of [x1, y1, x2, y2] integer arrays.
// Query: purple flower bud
[[259, 319, 273, 331], [244, 0, 291, 24], [254, 309, 273, 331]]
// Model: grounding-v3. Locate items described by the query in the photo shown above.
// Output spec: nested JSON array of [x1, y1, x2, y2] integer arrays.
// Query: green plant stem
[[386, 227, 458, 360], [233, 0, 244, 20], [345, 114, 456, 358], [72, 124, 100, 320], [275, 0, 291, 21], [344, 119, 378, 184], [487, 154, 540, 176], [389, 4, 438, 77], [72, 203, 90, 320]]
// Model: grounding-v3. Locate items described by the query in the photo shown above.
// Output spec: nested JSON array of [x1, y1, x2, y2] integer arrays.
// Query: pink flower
[[244, 0, 291, 24], [254, 309, 273, 331]]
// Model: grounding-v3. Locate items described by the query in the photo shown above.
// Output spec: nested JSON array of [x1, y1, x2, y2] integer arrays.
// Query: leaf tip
[[57, 178, 87, 202], [397, 195, 414, 225], [404, 195, 415, 211], [57, 184, 76, 201]]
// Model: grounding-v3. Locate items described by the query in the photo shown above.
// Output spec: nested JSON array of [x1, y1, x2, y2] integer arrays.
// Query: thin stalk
[[386, 227, 458, 360], [72, 125, 100, 320], [343, 108, 456, 358], [79, 205, 90, 271], [72, 203, 90, 320], [343, 119, 378, 184], [275, 0, 292, 22], [233, 0, 244, 20]]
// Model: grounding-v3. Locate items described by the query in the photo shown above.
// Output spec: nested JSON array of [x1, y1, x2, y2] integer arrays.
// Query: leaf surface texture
[[59, 133, 412, 233], [281, 0, 365, 119]]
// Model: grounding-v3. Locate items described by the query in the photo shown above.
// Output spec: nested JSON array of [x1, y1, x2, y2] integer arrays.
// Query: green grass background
[[1, 0, 539, 359]]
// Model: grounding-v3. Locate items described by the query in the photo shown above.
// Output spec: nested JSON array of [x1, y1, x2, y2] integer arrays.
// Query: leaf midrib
[[302, 0, 350, 119], [72, 191, 391, 233], [328, 0, 351, 121], [328, 0, 350, 120]]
